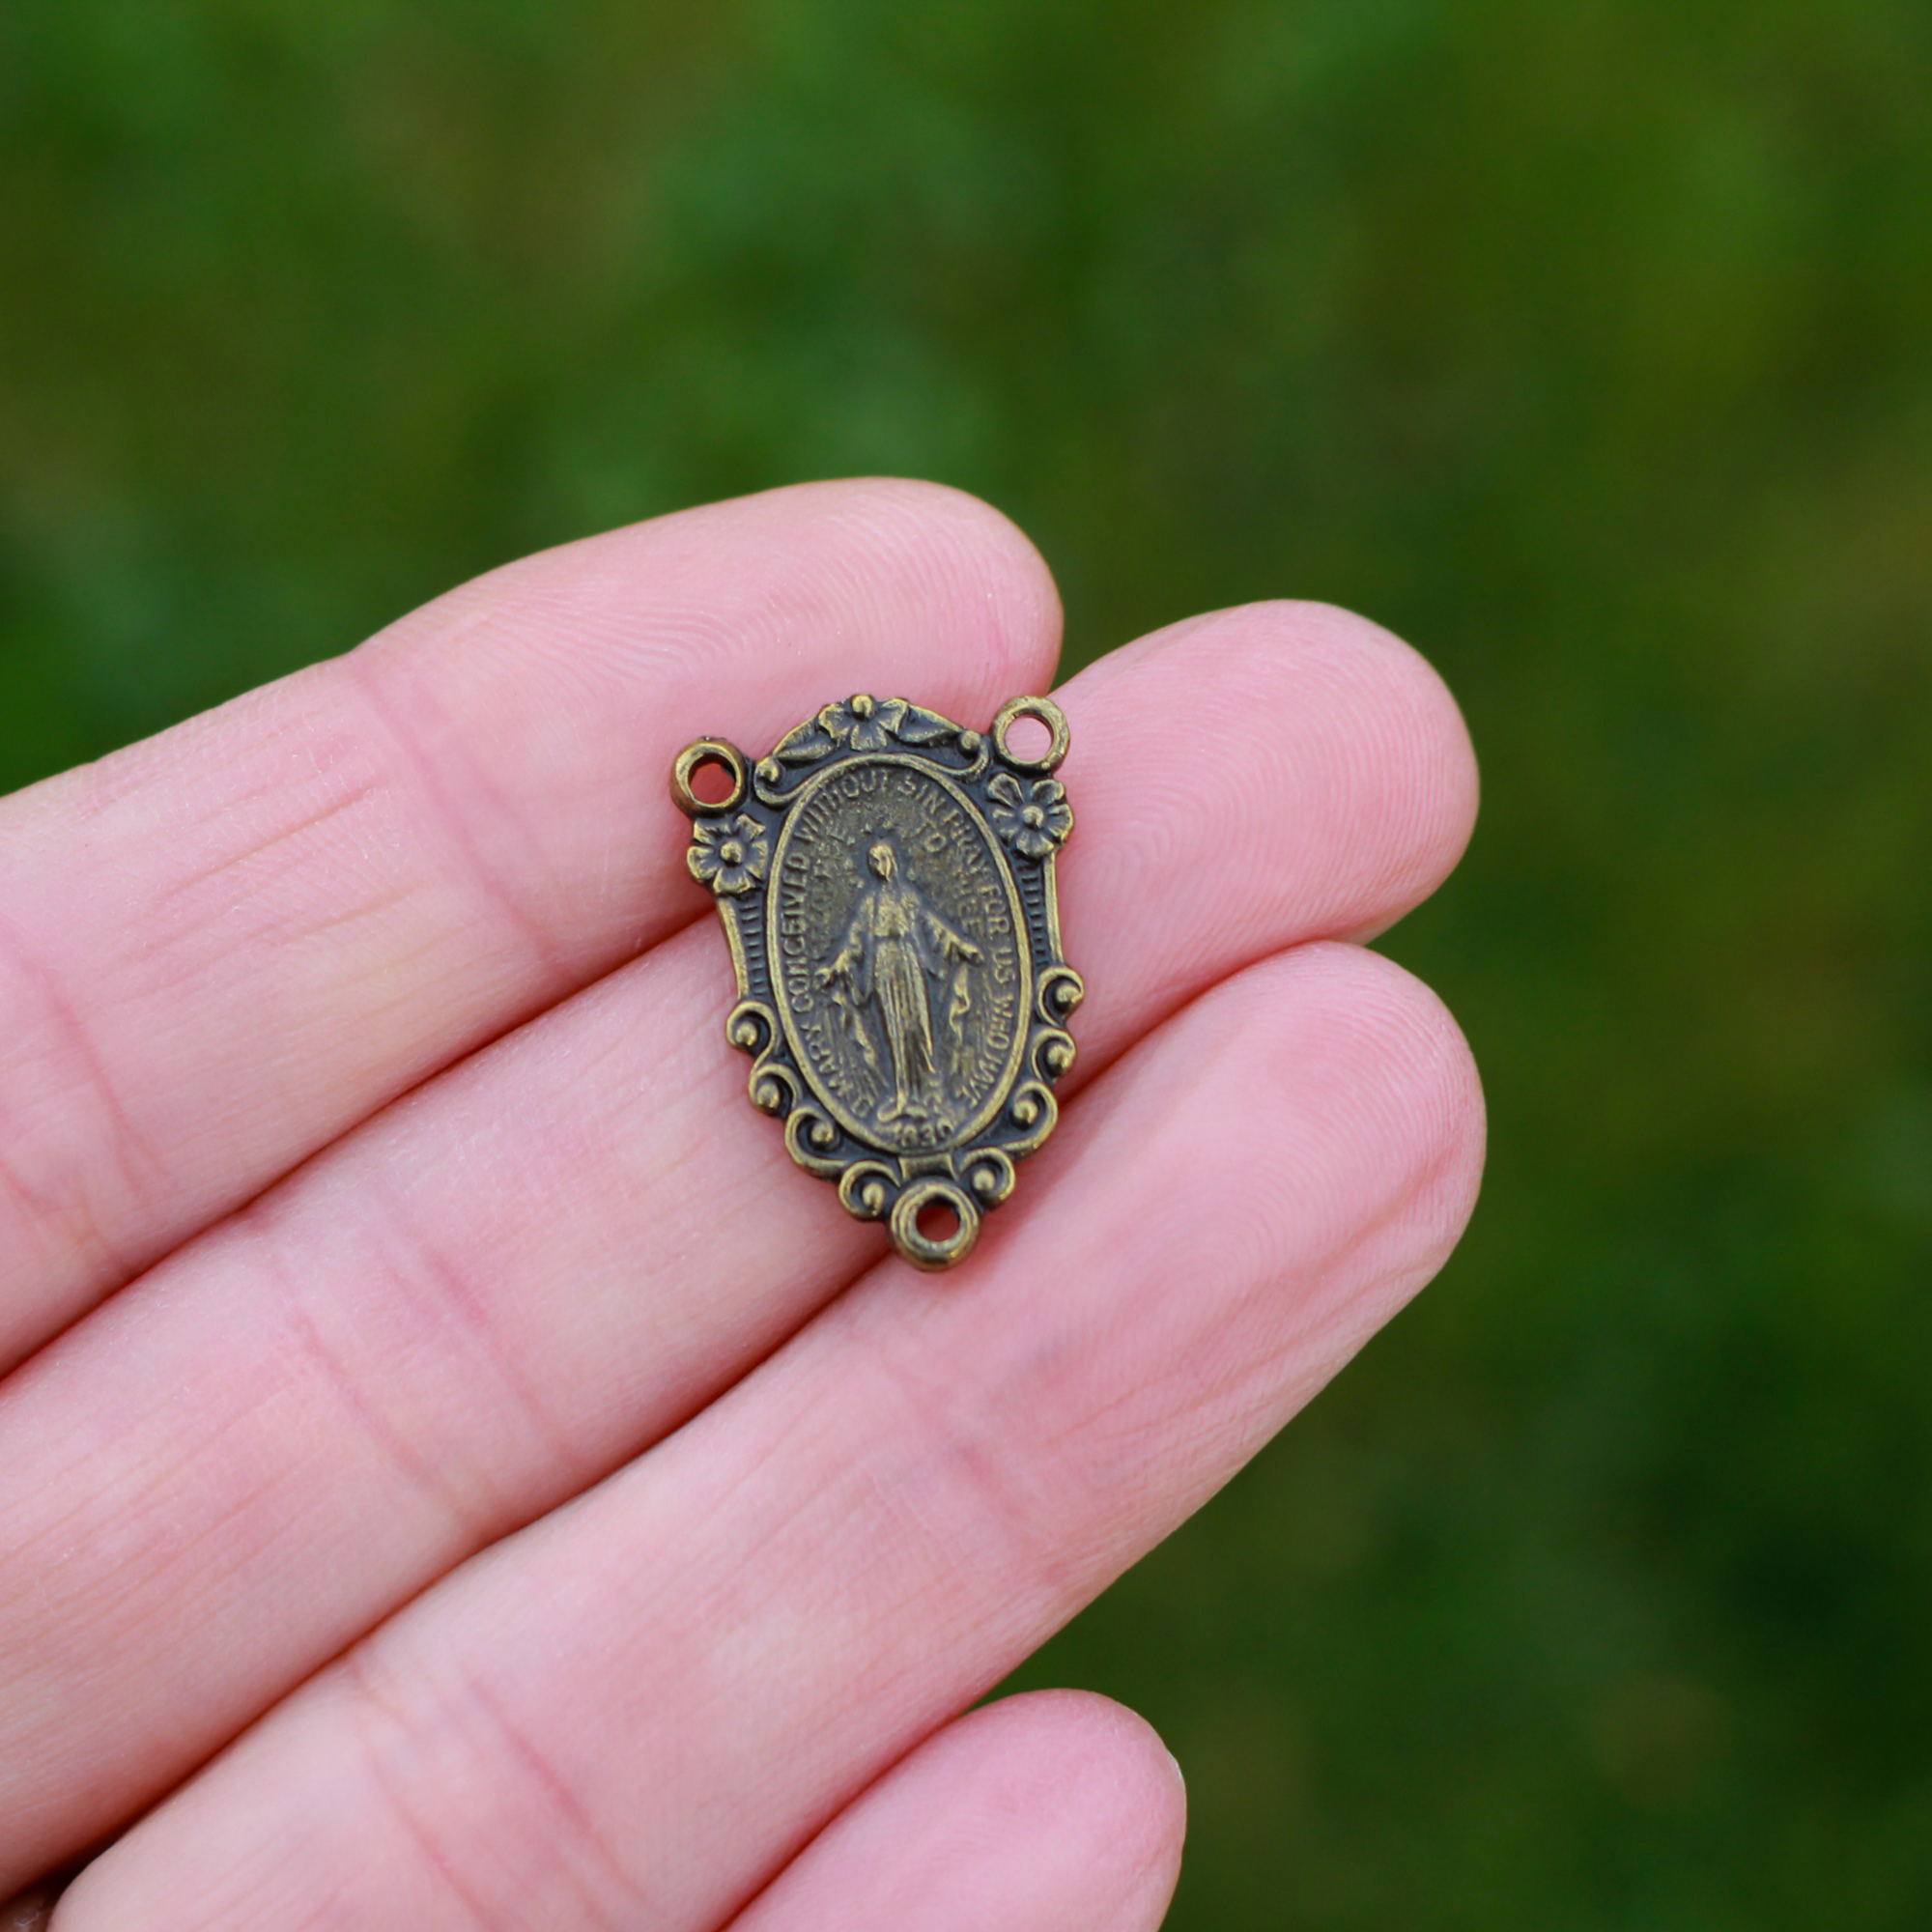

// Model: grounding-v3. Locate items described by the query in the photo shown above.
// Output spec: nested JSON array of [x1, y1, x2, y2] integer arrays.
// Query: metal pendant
[[672, 695, 1083, 1270]]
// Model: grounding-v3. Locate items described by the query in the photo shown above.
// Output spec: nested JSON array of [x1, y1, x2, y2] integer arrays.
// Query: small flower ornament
[[688, 812, 770, 895], [817, 693, 897, 752], [987, 772, 1073, 859]]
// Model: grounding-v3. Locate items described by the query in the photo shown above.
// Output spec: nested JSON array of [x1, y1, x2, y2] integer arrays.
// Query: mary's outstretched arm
[[922, 903, 981, 964]]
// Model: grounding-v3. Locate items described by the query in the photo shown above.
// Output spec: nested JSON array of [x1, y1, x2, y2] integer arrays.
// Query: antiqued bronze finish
[[673, 694, 1084, 1270]]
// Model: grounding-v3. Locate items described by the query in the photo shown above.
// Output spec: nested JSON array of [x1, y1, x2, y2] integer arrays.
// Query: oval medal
[[672, 696, 1083, 1269]]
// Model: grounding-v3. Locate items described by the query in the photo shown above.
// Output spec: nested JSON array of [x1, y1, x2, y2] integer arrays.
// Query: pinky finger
[[728, 1691, 1185, 1932]]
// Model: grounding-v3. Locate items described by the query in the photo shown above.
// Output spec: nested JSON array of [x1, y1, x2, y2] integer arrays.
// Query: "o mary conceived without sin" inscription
[[672, 694, 1084, 1269]]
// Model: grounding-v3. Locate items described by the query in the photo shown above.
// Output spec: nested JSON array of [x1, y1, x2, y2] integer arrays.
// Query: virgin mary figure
[[817, 841, 981, 1126]]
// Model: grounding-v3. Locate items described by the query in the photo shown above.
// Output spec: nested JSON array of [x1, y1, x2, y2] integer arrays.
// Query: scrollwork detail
[[748, 1063, 796, 1116], [838, 1160, 899, 1221], [724, 999, 795, 1115], [726, 998, 779, 1055], [784, 1101, 847, 1179], [1002, 1080, 1059, 1160], [959, 1145, 1016, 1208], [1037, 966, 1085, 1024], [1032, 1027, 1077, 1083]]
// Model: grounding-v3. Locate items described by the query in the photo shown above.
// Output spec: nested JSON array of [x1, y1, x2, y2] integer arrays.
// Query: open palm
[[0, 481, 1482, 1932]]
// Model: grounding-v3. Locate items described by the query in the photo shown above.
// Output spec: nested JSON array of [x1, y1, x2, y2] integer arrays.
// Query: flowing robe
[[826, 875, 976, 1121]]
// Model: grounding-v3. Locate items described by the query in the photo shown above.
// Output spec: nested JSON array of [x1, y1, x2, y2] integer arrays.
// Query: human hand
[[0, 481, 1481, 1931]]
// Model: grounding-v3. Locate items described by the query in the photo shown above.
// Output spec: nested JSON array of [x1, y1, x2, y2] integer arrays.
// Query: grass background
[[4, 1, 1931, 1923]]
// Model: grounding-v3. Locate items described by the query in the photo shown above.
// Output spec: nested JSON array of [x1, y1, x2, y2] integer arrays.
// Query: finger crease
[[459, 1673, 652, 1932], [0, 904, 160, 1285], [857, 1323, 1091, 1623], [343, 1654, 503, 1932], [262, 1240, 497, 1552], [342, 656, 572, 992], [361, 1176, 582, 1508]]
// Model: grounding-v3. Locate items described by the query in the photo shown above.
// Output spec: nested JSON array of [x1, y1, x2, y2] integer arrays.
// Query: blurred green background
[[4, 0, 1930, 1923]]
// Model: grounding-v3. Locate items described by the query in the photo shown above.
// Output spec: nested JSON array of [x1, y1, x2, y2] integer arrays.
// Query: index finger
[[0, 480, 1060, 1371]]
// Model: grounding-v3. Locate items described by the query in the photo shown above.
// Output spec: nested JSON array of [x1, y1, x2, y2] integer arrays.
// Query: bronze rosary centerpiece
[[672, 694, 1084, 1269]]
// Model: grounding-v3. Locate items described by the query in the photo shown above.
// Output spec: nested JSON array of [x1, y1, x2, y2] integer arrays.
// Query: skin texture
[[0, 480, 1482, 1930], [724, 1691, 1186, 1932]]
